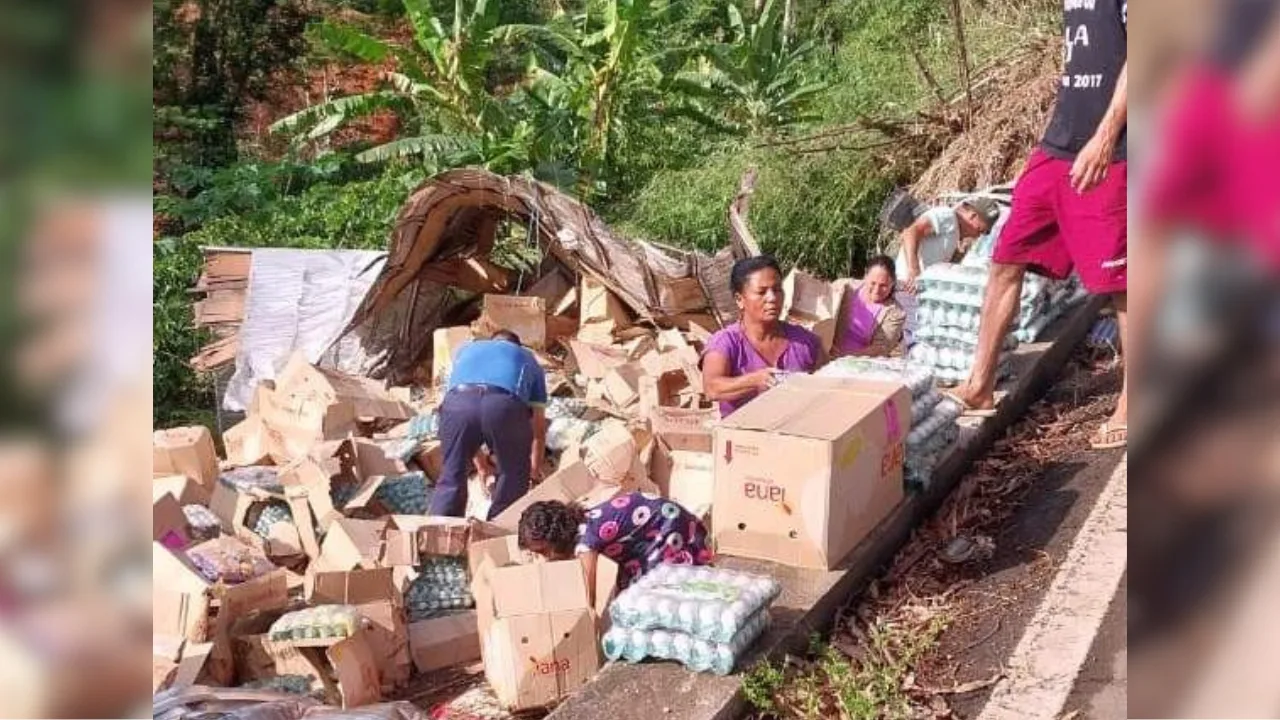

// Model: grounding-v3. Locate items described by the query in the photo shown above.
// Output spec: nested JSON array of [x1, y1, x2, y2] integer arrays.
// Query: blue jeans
[[428, 386, 533, 519]]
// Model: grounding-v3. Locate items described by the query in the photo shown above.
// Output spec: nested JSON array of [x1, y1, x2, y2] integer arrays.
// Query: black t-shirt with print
[[1040, 0, 1128, 161]]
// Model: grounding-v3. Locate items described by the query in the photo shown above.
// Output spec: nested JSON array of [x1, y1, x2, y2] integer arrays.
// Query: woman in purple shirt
[[835, 255, 907, 358], [702, 255, 827, 416]]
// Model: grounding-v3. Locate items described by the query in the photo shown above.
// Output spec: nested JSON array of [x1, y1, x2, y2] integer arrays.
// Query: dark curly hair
[[517, 500, 587, 558]]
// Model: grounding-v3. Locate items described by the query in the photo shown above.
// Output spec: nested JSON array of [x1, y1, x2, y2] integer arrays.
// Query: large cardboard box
[[469, 536, 618, 711], [711, 375, 909, 569], [408, 611, 481, 674], [651, 441, 714, 521], [648, 407, 716, 453], [153, 426, 219, 498]]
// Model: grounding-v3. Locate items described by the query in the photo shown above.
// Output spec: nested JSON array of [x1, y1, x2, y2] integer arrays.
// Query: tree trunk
[[948, 0, 975, 129]]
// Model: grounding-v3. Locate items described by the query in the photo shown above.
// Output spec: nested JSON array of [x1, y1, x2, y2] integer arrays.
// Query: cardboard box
[[314, 517, 392, 572], [153, 542, 213, 643], [432, 326, 475, 388], [711, 375, 909, 569], [308, 568, 411, 690], [208, 478, 318, 563], [153, 474, 207, 506], [263, 353, 413, 461], [154, 493, 191, 550], [601, 363, 643, 409], [580, 421, 642, 486], [489, 462, 622, 535], [480, 295, 547, 350], [651, 440, 714, 521], [223, 415, 273, 467], [648, 406, 716, 453], [782, 269, 839, 319], [268, 627, 382, 707], [408, 611, 481, 674], [469, 536, 617, 711], [153, 426, 219, 495], [578, 278, 630, 343], [389, 515, 471, 557]]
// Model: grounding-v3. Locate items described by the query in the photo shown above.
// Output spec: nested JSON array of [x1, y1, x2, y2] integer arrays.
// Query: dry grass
[[910, 34, 1061, 202]]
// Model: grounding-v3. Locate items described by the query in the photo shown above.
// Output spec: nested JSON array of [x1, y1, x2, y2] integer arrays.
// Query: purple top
[[838, 288, 886, 354], [702, 321, 823, 416]]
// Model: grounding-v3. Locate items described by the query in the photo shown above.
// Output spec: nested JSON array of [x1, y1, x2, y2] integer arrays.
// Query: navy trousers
[[428, 386, 533, 519]]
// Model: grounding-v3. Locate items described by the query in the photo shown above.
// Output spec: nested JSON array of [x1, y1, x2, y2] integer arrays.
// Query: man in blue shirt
[[428, 329, 548, 519]]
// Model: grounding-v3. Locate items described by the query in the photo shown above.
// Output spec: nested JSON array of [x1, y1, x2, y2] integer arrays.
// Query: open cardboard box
[[307, 567, 412, 691], [712, 374, 909, 569], [469, 535, 618, 711], [266, 626, 383, 708], [153, 426, 219, 500], [488, 462, 623, 535]]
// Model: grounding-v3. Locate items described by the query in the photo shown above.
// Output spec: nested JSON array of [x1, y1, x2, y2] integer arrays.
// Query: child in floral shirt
[[518, 492, 713, 592]]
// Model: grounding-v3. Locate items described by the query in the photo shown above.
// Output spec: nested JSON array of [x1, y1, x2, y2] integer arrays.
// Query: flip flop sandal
[[941, 390, 998, 418], [1090, 421, 1128, 450]]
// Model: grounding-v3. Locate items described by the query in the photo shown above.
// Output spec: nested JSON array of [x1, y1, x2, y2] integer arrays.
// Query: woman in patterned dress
[[517, 492, 714, 598]]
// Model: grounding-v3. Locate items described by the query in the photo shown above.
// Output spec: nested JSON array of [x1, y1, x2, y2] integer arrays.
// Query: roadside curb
[[547, 296, 1106, 720]]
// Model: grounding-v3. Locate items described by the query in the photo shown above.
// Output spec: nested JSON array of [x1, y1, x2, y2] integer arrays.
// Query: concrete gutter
[[548, 297, 1106, 720]]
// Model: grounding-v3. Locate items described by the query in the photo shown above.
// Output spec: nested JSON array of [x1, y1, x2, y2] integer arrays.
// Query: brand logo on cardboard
[[529, 656, 572, 675], [742, 476, 785, 503]]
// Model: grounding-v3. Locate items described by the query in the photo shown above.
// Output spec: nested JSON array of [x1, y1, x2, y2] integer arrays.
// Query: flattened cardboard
[[657, 276, 706, 315], [432, 326, 475, 388], [408, 611, 480, 674], [481, 295, 547, 350], [712, 375, 908, 569], [568, 340, 628, 381], [153, 426, 220, 493]]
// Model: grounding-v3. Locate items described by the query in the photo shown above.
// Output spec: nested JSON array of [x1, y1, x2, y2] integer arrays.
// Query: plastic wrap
[[608, 565, 780, 643], [601, 608, 770, 675]]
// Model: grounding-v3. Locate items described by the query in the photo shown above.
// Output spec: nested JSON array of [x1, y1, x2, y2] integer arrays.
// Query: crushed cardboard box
[[489, 462, 623, 535], [307, 568, 412, 691], [712, 375, 909, 570]]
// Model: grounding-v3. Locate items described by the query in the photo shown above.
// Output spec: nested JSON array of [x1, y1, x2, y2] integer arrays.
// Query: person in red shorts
[[944, 0, 1129, 449]]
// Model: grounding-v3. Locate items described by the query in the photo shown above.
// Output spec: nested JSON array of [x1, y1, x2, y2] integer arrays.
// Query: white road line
[[976, 455, 1128, 720]]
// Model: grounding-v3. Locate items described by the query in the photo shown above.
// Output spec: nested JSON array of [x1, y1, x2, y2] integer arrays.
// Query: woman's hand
[[745, 367, 780, 392], [903, 269, 921, 295]]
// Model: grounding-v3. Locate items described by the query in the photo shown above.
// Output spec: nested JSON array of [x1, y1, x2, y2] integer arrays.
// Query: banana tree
[[671, 0, 827, 136], [270, 0, 516, 165]]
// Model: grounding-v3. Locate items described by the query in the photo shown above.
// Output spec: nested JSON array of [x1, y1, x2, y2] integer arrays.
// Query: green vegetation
[[742, 615, 947, 719], [154, 0, 1057, 427]]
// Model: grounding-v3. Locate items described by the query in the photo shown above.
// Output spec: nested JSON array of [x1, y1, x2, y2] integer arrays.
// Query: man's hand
[[1069, 130, 1116, 194], [472, 450, 496, 478], [530, 453, 546, 484]]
